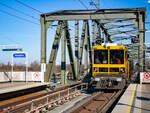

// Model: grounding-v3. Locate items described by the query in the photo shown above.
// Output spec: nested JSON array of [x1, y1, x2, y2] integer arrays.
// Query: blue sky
[[0, 0, 150, 64]]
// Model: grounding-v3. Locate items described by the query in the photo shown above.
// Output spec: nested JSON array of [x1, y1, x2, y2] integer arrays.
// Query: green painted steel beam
[[87, 21, 92, 69], [75, 20, 79, 80], [61, 21, 67, 84], [79, 21, 86, 76], [84, 21, 88, 75], [95, 20, 112, 43], [109, 30, 138, 36], [40, 16, 47, 64], [45, 21, 62, 82], [95, 23, 101, 43], [101, 18, 136, 24], [92, 20, 95, 45], [138, 12, 145, 72], [45, 13, 136, 21], [66, 21, 77, 80], [105, 24, 137, 30]]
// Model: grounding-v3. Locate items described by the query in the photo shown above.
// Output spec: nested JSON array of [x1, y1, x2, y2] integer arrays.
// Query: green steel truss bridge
[[40, 7, 146, 83]]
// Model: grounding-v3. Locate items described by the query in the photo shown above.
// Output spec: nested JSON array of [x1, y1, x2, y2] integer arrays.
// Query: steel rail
[[1, 83, 87, 113], [66, 90, 123, 113]]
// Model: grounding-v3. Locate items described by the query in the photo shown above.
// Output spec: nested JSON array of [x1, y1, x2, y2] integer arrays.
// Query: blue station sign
[[2, 48, 18, 51], [13, 53, 26, 58], [147, 47, 150, 50]]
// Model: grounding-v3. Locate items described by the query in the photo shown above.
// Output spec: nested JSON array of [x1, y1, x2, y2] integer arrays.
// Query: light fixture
[[148, 0, 150, 3]]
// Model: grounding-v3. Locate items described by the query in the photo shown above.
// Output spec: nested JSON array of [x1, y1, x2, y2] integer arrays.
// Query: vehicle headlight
[[120, 68, 125, 73], [94, 67, 98, 72]]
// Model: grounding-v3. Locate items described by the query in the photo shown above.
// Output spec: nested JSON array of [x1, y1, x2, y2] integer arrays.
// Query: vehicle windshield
[[94, 50, 108, 64], [110, 50, 124, 64]]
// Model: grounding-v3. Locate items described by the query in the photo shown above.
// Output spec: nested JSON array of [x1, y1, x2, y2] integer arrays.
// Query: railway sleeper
[[28, 91, 81, 113]]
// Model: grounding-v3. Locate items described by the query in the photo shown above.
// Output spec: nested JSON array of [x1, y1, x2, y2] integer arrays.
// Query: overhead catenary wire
[[0, 2, 40, 21], [2, 37, 20, 45], [90, 0, 98, 9], [0, 9, 40, 25], [77, 0, 89, 9], [14, 0, 43, 14]]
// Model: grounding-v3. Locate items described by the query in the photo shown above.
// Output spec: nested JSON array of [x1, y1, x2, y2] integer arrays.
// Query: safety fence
[[0, 72, 44, 82], [2, 83, 87, 113]]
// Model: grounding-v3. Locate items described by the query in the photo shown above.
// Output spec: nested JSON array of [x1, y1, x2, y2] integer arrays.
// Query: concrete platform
[[0, 82, 49, 95], [112, 84, 150, 113]]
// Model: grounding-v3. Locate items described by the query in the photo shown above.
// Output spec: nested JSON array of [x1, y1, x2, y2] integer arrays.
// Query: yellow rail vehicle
[[92, 44, 129, 89]]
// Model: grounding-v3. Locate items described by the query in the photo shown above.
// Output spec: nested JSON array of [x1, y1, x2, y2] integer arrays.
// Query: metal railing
[[2, 83, 87, 113]]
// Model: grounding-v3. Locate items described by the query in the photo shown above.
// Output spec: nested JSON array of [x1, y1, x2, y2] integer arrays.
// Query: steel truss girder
[[75, 20, 79, 79], [101, 18, 136, 24], [78, 21, 86, 76], [112, 37, 132, 41], [138, 12, 145, 72], [45, 21, 62, 82], [61, 21, 67, 84], [92, 20, 95, 45], [65, 21, 77, 80], [79, 21, 86, 67], [111, 36, 136, 39], [125, 44, 139, 47], [41, 8, 145, 21], [109, 30, 138, 36], [87, 21, 92, 69], [78, 20, 92, 76], [84, 21, 92, 75], [95, 23, 101, 41], [40, 7, 146, 82], [44, 13, 136, 21], [95, 20, 112, 42], [105, 24, 137, 30], [84, 22, 88, 75]]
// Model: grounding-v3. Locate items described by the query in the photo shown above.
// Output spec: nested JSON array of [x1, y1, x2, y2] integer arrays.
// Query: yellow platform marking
[[126, 84, 137, 113]]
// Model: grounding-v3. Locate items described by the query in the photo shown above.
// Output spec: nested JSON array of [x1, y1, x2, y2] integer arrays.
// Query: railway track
[[0, 82, 87, 113], [66, 89, 123, 113]]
